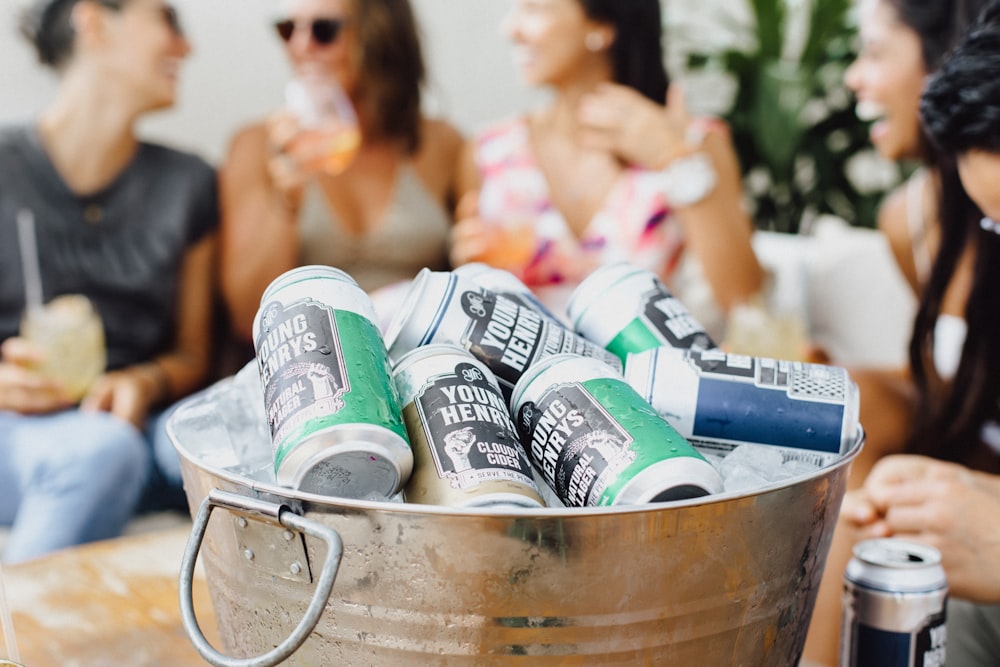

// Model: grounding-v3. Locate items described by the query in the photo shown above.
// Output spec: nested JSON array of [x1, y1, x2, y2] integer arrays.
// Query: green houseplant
[[667, 0, 901, 233]]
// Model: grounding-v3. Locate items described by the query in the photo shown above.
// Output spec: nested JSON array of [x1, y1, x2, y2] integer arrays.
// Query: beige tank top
[[297, 164, 451, 292]]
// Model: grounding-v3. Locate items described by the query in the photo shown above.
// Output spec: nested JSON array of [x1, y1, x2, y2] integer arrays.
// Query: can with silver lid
[[384, 268, 622, 399], [510, 353, 723, 507], [625, 346, 860, 465], [566, 262, 716, 363], [252, 265, 412, 498], [841, 538, 948, 667], [393, 344, 544, 509]]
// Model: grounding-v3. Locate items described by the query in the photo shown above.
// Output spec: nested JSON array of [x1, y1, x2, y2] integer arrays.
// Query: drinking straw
[[0, 560, 19, 664], [16, 208, 43, 312]]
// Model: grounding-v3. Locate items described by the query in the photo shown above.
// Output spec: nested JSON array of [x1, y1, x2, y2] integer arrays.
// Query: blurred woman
[[0, 0, 217, 561], [804, 0, 989, 661], [449, 0, 763, 327], [220, 0, 463, 340]]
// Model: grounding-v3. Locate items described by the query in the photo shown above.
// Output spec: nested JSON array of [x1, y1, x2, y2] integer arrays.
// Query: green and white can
[[252, 266, 412, 498], [510, 354, 723, 507], [566, 262, 716, 363]]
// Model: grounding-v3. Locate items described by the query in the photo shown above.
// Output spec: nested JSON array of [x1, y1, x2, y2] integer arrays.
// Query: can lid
[[565, 262, 641, 329], [847, 538, 947, 593], [383, 268, 447, 362], [259, 265, 359, 306]]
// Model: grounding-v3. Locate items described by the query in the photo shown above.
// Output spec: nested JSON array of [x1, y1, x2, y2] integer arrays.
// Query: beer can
[[625, 346, 860, 465], [384, 268, 623, 399], [566, 262, 716, 363], [253, 266, 412, 497], [841, 538, 948, 667], [393, 344, 544, 509], [453, 262, 564, 324], [510, 353, 723, 507]]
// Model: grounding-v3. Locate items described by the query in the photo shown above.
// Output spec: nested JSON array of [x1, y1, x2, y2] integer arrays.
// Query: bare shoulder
[[223, 122, 269, 166], [419, 117, 464, 162]]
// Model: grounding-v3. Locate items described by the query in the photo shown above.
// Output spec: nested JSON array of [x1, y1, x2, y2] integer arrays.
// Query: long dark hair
[[912, 1, 1000, 467], [352, 0, 425, 154], [578, 0, 668, 104]]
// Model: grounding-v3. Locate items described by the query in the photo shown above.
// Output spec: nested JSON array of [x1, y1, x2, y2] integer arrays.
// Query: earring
[[981, 217, 1000, 235], [585, 32, 605, 52]]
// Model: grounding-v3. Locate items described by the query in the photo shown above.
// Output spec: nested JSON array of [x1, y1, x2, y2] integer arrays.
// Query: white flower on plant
[[846, 149, 901, 194]]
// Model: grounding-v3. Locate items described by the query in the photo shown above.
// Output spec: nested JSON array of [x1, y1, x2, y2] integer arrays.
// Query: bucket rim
[[171, 423, 864, 519]]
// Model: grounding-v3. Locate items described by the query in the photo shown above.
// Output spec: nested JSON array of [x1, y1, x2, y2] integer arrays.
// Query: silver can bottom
[[277, 424, 413, 500]]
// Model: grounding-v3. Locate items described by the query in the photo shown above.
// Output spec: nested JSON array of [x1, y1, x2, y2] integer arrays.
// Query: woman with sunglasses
[[0, 0, 217, 562], [219, 0, 463, 339], [448, 0, 763, 331]]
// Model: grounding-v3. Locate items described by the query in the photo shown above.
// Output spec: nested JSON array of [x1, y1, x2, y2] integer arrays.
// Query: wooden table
[[2, 526, 219, 666]]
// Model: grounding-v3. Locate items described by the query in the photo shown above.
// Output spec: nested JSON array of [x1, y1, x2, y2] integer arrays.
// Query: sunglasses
[[274, 18, 347, 46]]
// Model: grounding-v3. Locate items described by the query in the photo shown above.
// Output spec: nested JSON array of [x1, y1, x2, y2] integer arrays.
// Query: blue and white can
[[841, 538, 948, 667], [625, 346, 860, 465]]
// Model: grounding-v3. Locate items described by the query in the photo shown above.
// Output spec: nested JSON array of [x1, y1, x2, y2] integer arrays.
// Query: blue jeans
[[0, 407, 185, 563]]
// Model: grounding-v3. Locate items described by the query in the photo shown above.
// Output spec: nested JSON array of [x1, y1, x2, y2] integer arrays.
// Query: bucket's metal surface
[[174, 409, 862, 665]]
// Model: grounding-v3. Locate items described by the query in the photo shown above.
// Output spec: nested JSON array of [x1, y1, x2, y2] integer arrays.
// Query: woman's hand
[[449, 191, 536, 276], [265, 110, 310, 208], [0, 337, 73, 414], [847, 454, 1000, 603], [578, 83, 693, 169], [80, 363, 166, 430]]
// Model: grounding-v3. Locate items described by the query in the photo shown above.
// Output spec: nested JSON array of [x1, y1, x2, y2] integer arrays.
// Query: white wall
[[0, 0, 538, 163]]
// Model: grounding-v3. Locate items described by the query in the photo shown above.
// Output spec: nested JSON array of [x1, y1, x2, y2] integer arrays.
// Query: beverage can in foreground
[[566, 262, 716, 363], [393, 344, 544, 509], [625, 346, 859, 465], [253, 266, 412, 497], [841, 538, 947, 667], [510, 354, 723, 507], [384, 268, 622, 399]]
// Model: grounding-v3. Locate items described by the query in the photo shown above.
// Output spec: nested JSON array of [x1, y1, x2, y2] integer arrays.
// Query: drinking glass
[[283, 75, 361, 176], [19, 294, 106, 402]]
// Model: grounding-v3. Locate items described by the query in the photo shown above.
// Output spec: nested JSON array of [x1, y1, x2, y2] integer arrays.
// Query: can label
[[257, 297, 407, 470], [460, 290, 621, 395], [518, 381, 637, 507], [606, 283, 715, 359], [410, 360, 535, 490], [627, 347, 858, 456], [845, 611, 946, 667], [396, 347, 543, 507]]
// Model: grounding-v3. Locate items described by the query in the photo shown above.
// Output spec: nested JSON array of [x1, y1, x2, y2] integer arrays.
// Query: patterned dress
[[474, 115, 698, 311]]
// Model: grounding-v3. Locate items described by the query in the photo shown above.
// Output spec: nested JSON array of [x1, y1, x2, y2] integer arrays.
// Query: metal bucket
[[170, 376, 862, 666]]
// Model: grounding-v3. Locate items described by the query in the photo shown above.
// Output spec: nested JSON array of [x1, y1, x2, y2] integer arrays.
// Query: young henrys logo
[[518, 383, 635, 507], [257, 299, 349, 444], [460, 290, 543, 388], [416, 361, 534, 489], [642, 279, 715, 351]]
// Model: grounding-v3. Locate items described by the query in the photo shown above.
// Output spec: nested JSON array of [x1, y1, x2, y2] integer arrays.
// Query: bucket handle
[[179, 489, 344, 667]]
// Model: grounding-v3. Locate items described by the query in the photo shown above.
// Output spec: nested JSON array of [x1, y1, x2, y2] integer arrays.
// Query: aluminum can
[[510, 353, 723, 507], [384, 268, 623, 399], [393, 344, 544, 509], [252, 266, 412, 497], [453, 262, 564, 324], [566, 262, 716, 363], [625, 346, 860, 465], [841, 538, 948, 667]]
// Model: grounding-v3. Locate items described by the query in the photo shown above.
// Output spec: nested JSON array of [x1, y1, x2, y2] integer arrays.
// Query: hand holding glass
[[19, 294, 106, 402], [283, 76, 361, 176]]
